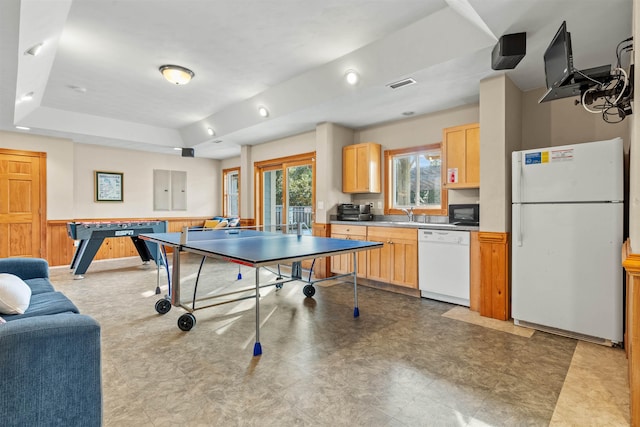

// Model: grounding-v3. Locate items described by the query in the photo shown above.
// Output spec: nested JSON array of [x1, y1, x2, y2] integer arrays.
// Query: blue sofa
[[0, 258, 102, 427]]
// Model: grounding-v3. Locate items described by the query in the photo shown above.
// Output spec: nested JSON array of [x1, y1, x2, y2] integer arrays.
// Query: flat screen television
[[543, 21, 573, 89]]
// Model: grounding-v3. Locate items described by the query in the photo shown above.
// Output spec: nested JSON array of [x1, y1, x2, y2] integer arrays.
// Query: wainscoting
[[478, 231, 510, 321]]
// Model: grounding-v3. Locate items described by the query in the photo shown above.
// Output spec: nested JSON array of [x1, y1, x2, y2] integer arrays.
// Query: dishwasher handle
[[419, 230, 469, 245]]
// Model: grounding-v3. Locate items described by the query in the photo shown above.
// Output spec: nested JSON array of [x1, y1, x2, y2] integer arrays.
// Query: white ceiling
[[0, 0, 633, 159]]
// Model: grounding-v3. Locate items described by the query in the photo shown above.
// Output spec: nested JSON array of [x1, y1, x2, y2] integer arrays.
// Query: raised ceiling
[[0, 0, 633, 159]]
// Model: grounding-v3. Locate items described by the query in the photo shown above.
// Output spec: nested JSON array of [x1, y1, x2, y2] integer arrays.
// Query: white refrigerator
[[511, 137, 624, 343]]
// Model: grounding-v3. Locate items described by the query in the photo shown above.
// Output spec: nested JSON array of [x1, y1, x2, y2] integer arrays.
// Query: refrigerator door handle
[[512, 151, 523, 203], [514, 203, 522, 247]]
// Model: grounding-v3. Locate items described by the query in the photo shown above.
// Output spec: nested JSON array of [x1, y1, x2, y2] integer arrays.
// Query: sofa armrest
[[0, 257, 50, 280], [0, 313, 102, 426]]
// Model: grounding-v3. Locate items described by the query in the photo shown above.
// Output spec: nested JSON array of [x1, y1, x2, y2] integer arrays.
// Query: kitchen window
[[222, 167, 240, 217], [384, 144, 447, 216]]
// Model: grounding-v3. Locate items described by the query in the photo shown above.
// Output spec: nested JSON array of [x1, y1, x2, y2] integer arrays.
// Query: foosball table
[[67, 220, 167, 278]]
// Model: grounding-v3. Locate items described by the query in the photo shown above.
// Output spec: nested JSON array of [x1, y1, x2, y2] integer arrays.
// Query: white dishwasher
[[418, 229, 470, 306]]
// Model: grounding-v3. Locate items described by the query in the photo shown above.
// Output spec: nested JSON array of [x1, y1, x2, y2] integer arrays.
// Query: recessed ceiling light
[[258, 106, 269, 117], [345, 69, 359, 85], [207, 127, 215, 136], [159, 65, 194, 85], [21, 92, 34, 101], [15, 126, 30, 131], [24, 42, 43, 56]]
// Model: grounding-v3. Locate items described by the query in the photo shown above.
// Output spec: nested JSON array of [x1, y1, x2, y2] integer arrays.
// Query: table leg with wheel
[[352, 252, 359, 318], [253, 266, 262, 356]]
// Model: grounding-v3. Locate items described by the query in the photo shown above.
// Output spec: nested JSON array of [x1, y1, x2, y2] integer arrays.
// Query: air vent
[[387, 78, 416, 89], [211, 140, 222, 144]]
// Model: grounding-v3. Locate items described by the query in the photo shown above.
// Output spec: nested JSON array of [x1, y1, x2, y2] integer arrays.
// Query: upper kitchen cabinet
[[343, 142, 381, 193], [442, 123, 480, 189]]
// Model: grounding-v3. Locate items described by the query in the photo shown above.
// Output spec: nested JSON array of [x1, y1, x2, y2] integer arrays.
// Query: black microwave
[[448, 204, 479, 226]]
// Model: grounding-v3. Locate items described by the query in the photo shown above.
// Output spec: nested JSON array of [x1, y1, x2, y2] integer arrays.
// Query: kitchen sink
[[372, 221, 456, 227]]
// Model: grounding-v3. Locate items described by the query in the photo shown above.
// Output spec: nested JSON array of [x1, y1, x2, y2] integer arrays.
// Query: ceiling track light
[[159, 64, 195, 85], [258, 106, 269, 117], [345, 69, 360, 85], [24, 42, 43, 56]]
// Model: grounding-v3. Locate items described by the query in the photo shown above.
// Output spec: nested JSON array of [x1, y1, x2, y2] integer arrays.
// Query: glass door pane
[[286, 164, 313, 235], [262, 168, 283, 232]]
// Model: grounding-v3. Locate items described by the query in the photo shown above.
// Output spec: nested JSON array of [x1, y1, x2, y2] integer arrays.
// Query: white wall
[[249, 131, 316, 164], [73, 144, 219, 218], [522, 88, 630, 150], [0, 131, 220, 220], [315, 123, 354, 222], [479, 75, 508, 232], [353, 104, 481, 215], [221, 157, 240, 169]]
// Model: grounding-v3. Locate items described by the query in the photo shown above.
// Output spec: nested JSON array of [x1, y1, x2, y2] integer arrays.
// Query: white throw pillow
[[0, 273, 32, 315]]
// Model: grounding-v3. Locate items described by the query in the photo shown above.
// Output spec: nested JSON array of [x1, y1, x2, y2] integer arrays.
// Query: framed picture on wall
[[95, 171, 123, 202]]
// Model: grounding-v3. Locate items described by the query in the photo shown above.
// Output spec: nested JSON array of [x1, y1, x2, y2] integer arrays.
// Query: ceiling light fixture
[[258, 106, 269, 117], [15, 126, 30, 131], [345, 69, 360, 85], [21, 92, 34, 101], [207, 127, 215, 136], [24, 42, 43, 56], [159, 65, 195, 85]]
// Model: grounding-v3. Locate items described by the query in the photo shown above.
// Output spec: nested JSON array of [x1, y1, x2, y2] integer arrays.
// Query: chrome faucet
[[401, 207, 414, 222]]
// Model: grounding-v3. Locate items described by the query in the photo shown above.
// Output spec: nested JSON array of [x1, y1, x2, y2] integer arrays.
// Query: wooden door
[[0, 149, 46, 258]]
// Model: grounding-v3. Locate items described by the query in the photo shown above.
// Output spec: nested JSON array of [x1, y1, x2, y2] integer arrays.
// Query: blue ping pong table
[[140, 228, 383, 356]]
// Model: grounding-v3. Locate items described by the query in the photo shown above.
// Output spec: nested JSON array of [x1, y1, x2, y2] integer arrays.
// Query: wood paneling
[[622, 239, 640, 426], [312, 223, 330, 279], [469, 231, 481, 312], [479, 231, 509, 320]]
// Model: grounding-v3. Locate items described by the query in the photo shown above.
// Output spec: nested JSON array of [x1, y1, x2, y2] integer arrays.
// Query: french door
[[255, 153, 315, 234]]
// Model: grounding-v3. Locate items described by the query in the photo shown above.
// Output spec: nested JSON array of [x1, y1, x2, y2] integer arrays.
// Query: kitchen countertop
[[330, 220, 479, 232]]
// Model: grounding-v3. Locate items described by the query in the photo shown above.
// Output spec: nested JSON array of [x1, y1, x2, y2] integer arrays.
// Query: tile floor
[[50, 255, 630, 426]]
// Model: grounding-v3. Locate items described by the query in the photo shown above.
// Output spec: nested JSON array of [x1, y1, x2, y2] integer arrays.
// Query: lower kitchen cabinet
[[366, 226, 418, 288], [330, 224, 368, 278]]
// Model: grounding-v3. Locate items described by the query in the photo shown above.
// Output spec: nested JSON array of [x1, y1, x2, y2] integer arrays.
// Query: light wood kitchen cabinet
[[366, 226, 418, 288], [442, 123, 480, 189], [342, 142, 381, 193], [330, 224, 368, 277]]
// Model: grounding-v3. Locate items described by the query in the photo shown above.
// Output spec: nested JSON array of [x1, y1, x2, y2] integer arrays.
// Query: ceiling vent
[[387, 78, 416, 89]]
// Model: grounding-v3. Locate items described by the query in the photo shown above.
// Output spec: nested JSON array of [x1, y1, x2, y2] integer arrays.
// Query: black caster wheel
[[275, 283, 283, 290], [155, 299, 171, 314], [303, 284, 316, 298], [178, 313, 196, 331]]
